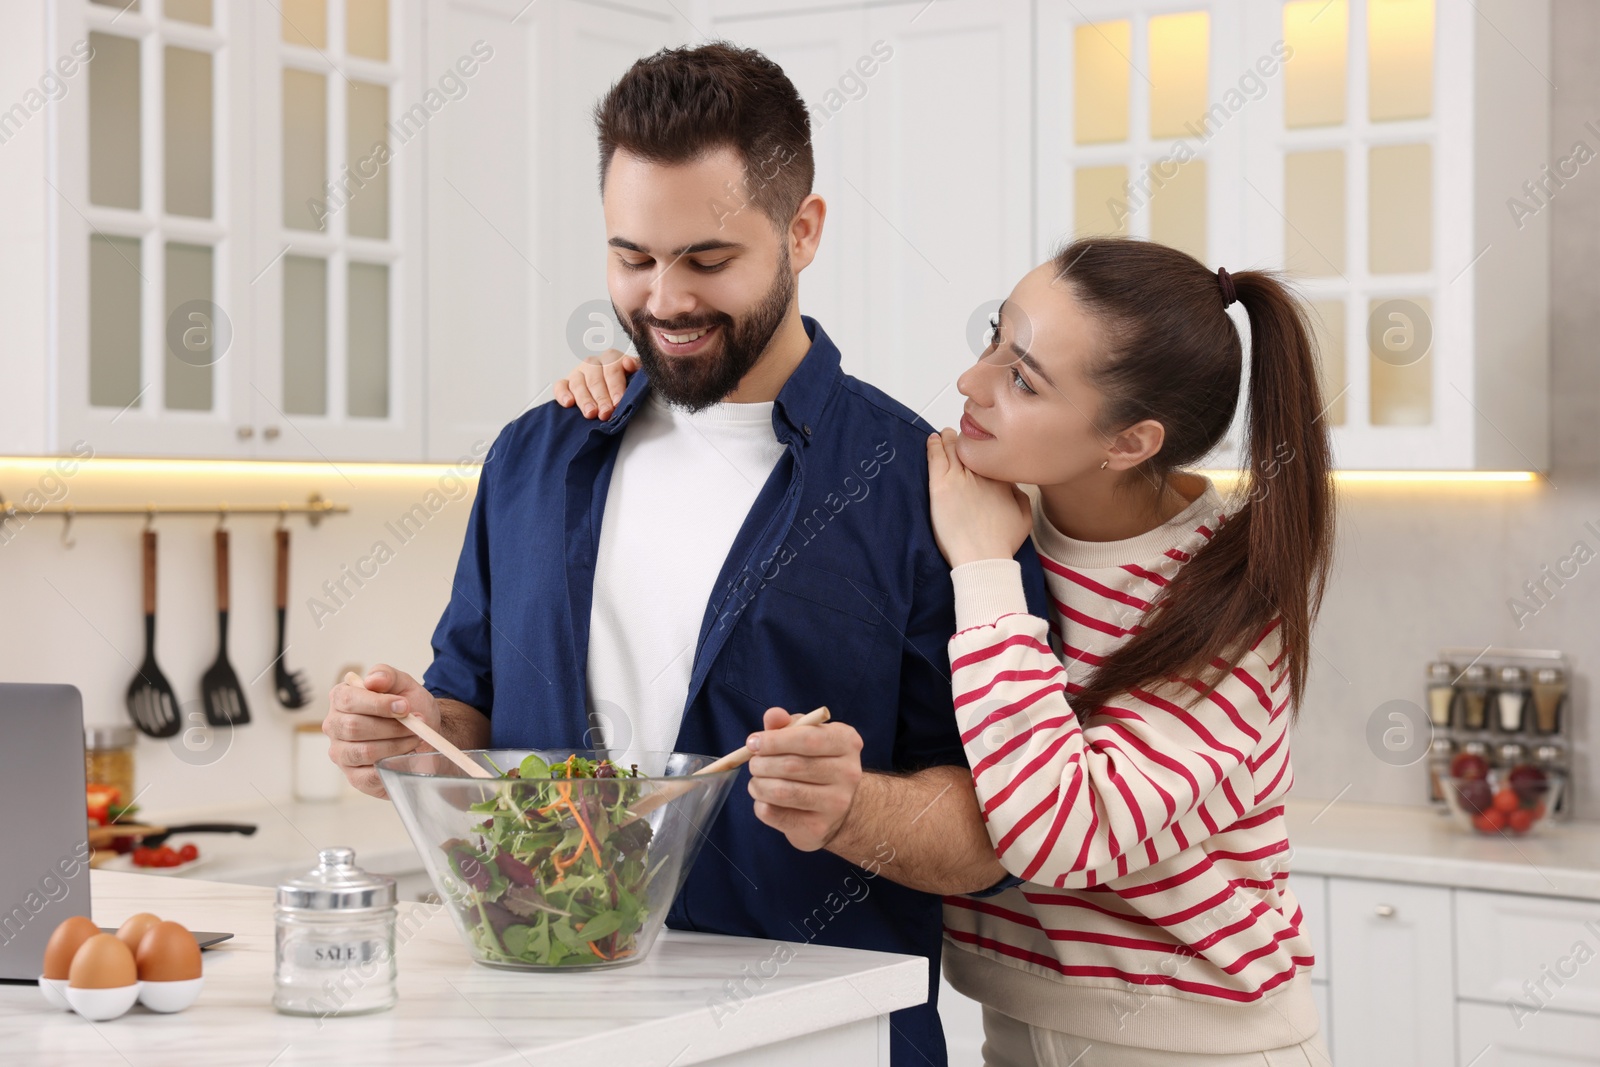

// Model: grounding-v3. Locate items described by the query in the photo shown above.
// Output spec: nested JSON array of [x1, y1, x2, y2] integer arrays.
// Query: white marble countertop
[[107, 793, 423, 888], [1, 871, 926, 1067], [1284, 796, 1600, 901]]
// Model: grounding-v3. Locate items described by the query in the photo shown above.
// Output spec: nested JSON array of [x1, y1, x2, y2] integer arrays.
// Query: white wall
[[0, 460, 474, 813]]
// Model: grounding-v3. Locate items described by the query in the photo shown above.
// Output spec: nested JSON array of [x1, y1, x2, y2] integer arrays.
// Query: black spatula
[[201, 528, 250, 726], [125, 529, 181, 738]]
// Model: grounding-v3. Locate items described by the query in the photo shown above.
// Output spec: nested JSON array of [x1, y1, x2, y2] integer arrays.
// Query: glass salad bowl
[[378, 749, 738, 971]]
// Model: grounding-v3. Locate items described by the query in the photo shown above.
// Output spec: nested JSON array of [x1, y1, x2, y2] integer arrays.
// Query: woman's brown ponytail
[[1053, 238, 1335, 718]]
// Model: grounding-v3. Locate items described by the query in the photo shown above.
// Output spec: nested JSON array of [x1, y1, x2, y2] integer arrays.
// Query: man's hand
[[746, 707, 864, 852], [553, 348, 638, 420], [323, 665, 441, 799]]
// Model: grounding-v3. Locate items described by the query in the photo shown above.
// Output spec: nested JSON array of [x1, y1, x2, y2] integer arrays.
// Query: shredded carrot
[[563, 798, 603, 865], [588, 939, 614, 960]]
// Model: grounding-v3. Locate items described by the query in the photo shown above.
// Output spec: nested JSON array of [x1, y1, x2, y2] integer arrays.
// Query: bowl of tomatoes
[[1444, 753, 1563, 836]]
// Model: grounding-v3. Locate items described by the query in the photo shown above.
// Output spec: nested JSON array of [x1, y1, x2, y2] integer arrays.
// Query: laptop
[[0, 683, 93, 981]]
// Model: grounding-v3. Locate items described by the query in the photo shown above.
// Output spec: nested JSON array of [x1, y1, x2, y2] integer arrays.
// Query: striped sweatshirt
[[941, 480, 1320, 1054]]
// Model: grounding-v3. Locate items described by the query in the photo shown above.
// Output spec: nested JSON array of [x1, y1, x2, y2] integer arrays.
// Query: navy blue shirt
[[424, 318, 1048, 1066]]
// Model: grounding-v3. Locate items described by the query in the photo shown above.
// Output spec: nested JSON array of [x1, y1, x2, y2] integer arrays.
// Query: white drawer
[[1456, 890, 1600, 1018], [1294, 873, 1330, 981], [1457, 999, 1600, 1066]]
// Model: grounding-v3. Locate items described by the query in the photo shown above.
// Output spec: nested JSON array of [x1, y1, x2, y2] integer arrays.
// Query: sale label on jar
[[293, 939, 386, 968]]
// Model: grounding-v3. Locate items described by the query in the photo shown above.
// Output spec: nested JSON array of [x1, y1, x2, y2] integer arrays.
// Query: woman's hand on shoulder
[[553, 349, 639, 419], [926, 428, 1033, 568]]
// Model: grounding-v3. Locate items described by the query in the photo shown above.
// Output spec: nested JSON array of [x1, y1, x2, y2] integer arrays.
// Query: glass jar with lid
[[84, 725, 137, 807], [273, 847, 397, 1017]]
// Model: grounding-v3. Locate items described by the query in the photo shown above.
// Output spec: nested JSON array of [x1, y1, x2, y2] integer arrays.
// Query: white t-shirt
[[586, 393, 787, 766]]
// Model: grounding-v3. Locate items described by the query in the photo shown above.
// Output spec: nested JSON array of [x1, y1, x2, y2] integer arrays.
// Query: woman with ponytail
[[929, 236, 1333, 1065]]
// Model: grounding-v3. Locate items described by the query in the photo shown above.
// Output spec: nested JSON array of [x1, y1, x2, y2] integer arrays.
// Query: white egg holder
[[39, 974, 204, 1019]]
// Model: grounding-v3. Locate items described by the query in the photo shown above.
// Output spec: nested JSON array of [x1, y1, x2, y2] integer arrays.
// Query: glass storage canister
[[1457, 664, 1492, 731], [1494, 665, 1530, 733], [274, 847, 397, 1017], [85, 725, 137, 807], [1425, 662, 1456, 728]]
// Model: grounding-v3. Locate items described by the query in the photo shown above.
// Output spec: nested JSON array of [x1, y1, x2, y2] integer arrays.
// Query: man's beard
[[618, 247, 794, 413]]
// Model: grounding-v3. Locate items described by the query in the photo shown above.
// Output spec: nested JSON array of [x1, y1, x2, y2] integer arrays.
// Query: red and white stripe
[[943, 503, 1315, 1021]]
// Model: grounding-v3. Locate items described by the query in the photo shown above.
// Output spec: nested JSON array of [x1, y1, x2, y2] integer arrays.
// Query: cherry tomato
[[1471, 813, 1497, 833], [1508, 808, 1536, 834], [178, 843, 199, 862], [1492, 788, 1521, 814]]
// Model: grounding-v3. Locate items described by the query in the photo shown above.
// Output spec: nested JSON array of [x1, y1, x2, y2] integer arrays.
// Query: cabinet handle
[[263, 426, 281, 441], [236, 426, 254, 440], [1374, 904, 1397, 918]]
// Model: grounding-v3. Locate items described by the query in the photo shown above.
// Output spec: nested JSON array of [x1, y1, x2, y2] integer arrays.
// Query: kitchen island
[[1, 871, 925, 1067]]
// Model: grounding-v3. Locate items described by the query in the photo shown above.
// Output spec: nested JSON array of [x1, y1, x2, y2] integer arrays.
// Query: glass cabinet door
[[55, 0, 421, 460], [1053, 5, 1223, 264], [69, 0, 244, 456], [254, 0, 421, 461], [1273, 0, 1441, 445]]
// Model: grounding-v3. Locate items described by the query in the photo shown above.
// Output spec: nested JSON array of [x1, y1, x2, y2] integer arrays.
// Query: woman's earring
[[1100, 460, 1109, 470]]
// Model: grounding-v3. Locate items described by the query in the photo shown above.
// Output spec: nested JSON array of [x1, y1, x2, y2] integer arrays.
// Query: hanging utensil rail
[[0, 493, 349, 544]]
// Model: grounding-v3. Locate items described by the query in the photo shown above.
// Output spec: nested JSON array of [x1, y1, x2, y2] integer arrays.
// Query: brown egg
[[67, 933, 138, 989], [42, 916, 100, 980], [115, 912, 161, 955], [135, 921, 202, 983]]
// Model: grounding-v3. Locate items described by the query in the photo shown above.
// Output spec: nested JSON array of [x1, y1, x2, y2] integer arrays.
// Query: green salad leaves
[[441, 753, 656, 967]]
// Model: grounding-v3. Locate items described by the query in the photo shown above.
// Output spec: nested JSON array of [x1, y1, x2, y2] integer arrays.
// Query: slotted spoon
[[125, 529, 180, 738]]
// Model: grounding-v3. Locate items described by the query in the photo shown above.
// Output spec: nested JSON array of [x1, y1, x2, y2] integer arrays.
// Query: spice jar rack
[[1424, 648, 1574, 819]]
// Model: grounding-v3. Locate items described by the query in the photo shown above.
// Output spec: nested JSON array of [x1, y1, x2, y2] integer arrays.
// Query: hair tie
[[1216, 267, 1238, 308]]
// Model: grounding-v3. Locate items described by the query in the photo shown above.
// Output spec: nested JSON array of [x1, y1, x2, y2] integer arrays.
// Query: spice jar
[[84, 725, 136, 807], [1530, 667, 1566, 734], [1458, 664, 1491, 731], [1424, 662, 1456, 728], [1494, 665, 1529, 733], [273, 847, 397, 1017]]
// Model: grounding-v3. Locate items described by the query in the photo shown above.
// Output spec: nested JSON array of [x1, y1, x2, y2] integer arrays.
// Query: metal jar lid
[[85, 725, 137, 750], [1460, 663, 1491, 686], [276, 847, 396, 913], [1426, 662, 1457, 684], [1533, 666, 1565, 686], [1495, 664, 1528, 687]]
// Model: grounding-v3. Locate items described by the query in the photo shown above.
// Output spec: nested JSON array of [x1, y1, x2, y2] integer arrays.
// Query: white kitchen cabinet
[[9, 0, 428, 461], [1036, 0, 1552, 472], [422, 0, 680, 462], [1456, 1002, 1600, 1067], [242, 0, 428, 462], [1326, 877, 1456, 1066], [1455, 891, 1600, 1019], [1239, 0, 1551, 471], [711, 0, 1034, 433], [1297, 871, 1331, 979], [1294, 872, 1334, 1057]]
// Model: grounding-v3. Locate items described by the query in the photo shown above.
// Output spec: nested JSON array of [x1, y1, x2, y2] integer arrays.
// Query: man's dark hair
[[595, 42, 814, 229]]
